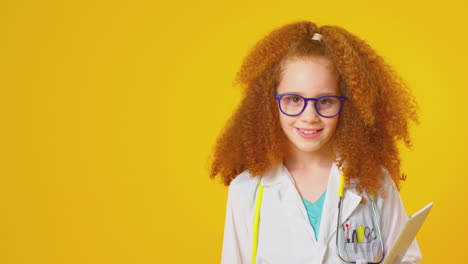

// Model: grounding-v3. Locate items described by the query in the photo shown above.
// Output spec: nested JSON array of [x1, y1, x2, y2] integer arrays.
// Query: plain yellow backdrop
[[0, 0, 466, 263]]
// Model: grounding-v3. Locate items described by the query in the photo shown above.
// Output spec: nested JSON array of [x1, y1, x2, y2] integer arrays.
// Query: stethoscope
[[250, 172, 385, 264], [335, 172, 385, 263]]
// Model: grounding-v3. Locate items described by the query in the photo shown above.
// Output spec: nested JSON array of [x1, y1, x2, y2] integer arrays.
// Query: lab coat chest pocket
[[335, 202, 380, 262]]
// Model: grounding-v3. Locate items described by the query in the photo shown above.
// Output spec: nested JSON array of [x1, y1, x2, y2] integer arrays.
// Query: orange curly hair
[[208, 20, 419, 195]]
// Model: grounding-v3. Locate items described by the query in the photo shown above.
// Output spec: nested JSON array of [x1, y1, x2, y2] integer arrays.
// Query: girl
[[209, 21, 422, 264]]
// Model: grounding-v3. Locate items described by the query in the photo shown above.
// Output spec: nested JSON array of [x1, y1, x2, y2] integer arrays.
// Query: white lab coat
[[221, 160, 422, 264]]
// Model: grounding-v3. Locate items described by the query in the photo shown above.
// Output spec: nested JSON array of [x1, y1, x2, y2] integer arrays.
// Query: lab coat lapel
[[281, 164, 318, 242], [261, 162, 318, 243], [318, 161, 362, 244]]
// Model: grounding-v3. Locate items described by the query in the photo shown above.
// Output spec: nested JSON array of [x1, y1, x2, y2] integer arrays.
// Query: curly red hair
[[208, 20, 419, 195]]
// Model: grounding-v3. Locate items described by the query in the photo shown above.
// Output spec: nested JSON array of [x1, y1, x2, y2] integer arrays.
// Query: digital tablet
[[382, 202, 433, 264]]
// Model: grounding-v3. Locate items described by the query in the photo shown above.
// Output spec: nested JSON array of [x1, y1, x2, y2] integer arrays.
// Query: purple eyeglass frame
[[274, 93, 347, 118]]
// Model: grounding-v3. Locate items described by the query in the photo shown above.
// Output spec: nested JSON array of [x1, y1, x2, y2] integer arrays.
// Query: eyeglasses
[[274, 93, 347, 118]]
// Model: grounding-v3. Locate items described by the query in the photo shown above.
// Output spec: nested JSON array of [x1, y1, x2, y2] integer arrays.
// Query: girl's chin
[[291, 143, 322, 153]]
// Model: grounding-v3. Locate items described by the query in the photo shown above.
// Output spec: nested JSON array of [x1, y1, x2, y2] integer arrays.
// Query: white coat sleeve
[[378, 168, 422, 264], [221, 184, 251, 264]]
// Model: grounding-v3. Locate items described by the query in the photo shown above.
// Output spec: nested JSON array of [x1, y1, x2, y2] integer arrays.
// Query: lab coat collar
[[257, 162, 286, 187], [259, 159, 362, 244]]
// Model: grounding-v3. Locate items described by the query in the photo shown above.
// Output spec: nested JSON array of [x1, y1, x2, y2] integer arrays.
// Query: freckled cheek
[[324, 118, 339, 132], [279, 115, 296, 129]]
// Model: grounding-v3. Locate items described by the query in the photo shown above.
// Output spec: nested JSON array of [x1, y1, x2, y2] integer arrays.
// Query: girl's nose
[[300, 101, 320, 122]]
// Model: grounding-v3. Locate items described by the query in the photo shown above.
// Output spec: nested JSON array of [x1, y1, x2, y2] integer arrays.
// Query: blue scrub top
[[301, 189, 327, 241]]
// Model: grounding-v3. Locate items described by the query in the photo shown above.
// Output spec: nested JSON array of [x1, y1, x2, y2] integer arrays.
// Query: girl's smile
[[296, 127, 323, 139]]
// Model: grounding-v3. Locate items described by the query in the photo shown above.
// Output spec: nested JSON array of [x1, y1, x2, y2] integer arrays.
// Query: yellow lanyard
[[251, 177, 264, 264]]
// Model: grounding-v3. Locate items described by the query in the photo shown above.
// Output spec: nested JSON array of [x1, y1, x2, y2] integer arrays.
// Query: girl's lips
[[296, 127, 322, 131], [295, 127, 323, 139]]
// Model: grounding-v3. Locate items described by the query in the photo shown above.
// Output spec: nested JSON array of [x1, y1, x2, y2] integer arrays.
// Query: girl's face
[[276, 57, 341, 156]]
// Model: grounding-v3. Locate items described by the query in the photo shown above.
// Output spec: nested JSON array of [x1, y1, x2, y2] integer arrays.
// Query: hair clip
[[311, 33, 323, 41]]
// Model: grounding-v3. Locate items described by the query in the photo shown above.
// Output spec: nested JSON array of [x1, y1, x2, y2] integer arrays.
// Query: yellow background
[[1, 0, 466, 263]]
